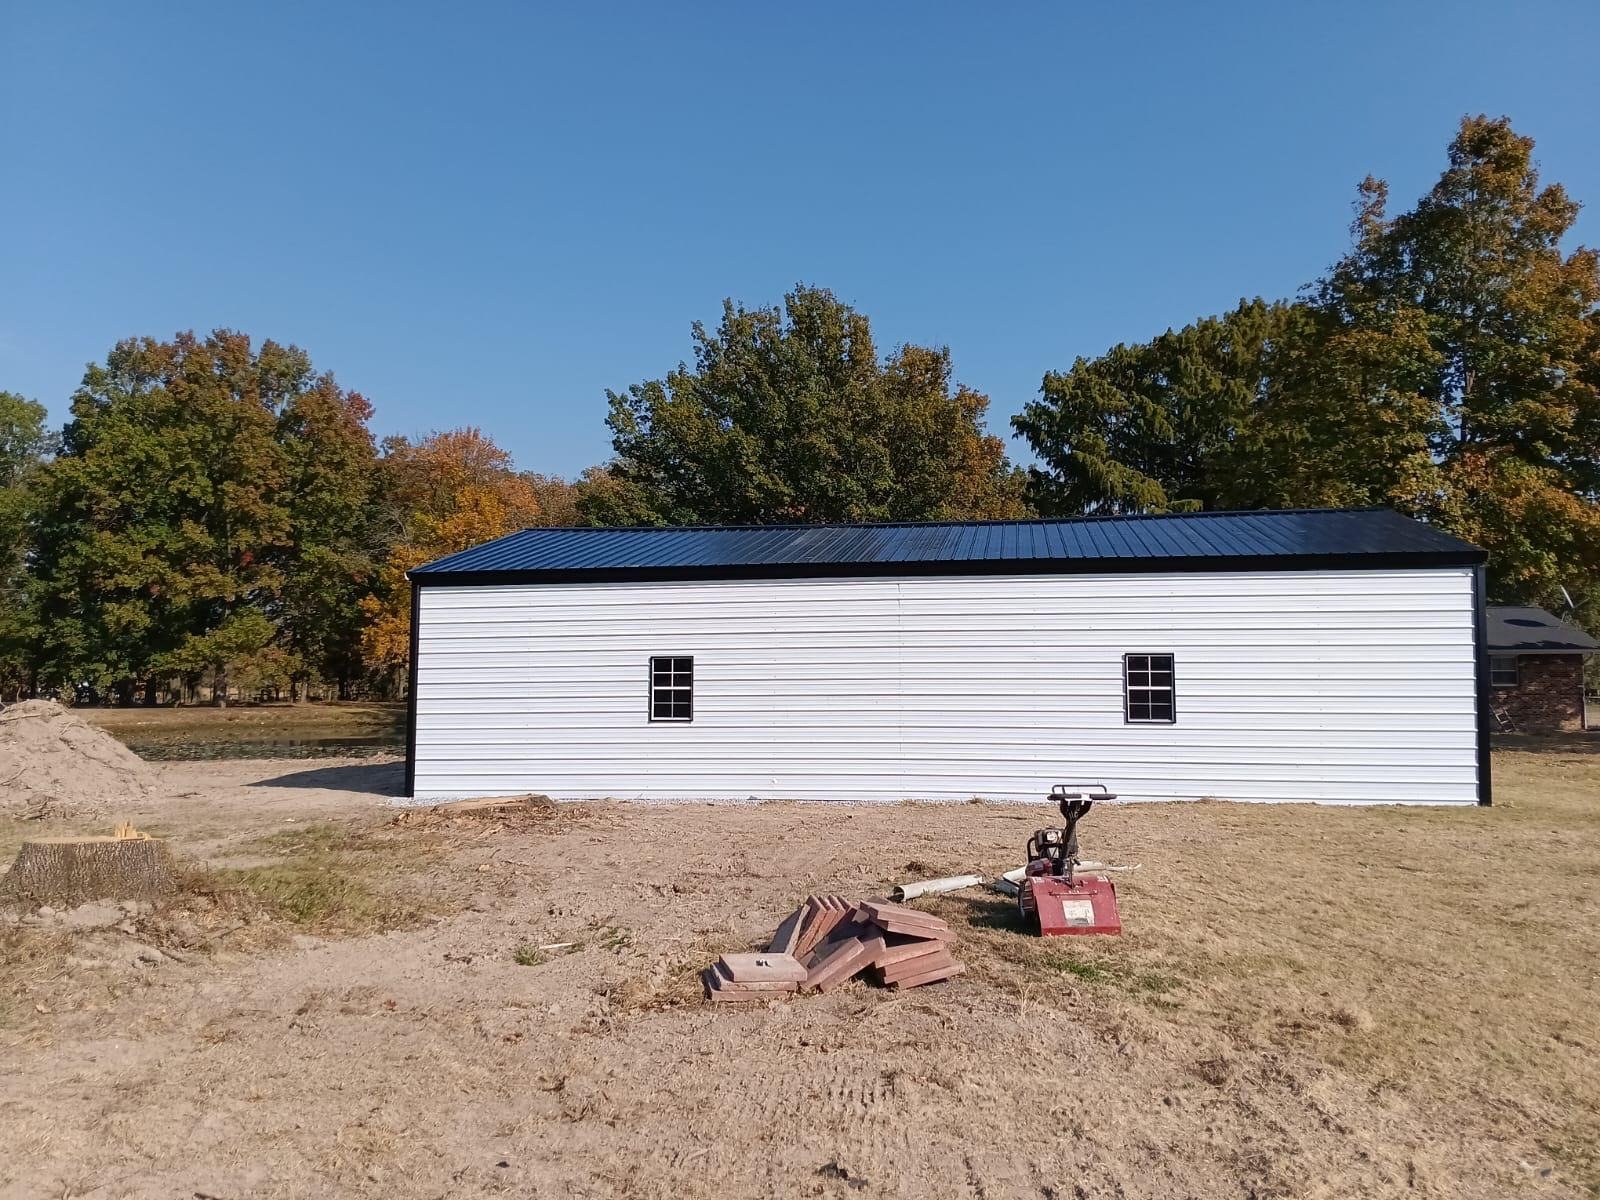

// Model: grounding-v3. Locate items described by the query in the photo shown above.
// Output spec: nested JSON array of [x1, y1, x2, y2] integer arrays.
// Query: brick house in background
[[1487, 606, 1597, 733]]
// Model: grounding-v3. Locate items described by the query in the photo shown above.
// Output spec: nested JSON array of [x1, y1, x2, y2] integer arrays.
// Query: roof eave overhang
[[408, 550, 1488, 588]]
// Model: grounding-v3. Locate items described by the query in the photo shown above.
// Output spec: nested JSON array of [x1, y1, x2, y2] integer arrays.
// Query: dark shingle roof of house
[[410, 507, 1485, 585], [1487, 606, 1599, 653]]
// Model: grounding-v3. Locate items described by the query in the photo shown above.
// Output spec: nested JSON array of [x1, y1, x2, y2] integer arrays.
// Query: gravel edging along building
[[404, 508, 1491, 806]]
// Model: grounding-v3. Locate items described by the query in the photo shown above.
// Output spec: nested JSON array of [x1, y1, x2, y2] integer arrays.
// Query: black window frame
[[648, 655, 694, 722], [1489, 655, 1519, 689], [1123, 653, 1176, 724]]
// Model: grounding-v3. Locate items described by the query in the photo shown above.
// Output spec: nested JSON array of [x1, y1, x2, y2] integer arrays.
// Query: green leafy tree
[[570, 465, 659, 527], [526, 466, 659, 528], [604, 285, 1026, 524], [271, 353, 381, 697], [0, 392, 54, 699], [1015, 116, 1600, 607], [31, 331, 379, 702], [151, 609, 301, 702], [1251, 191, 1447, 512], [1313, 117, 1600, 603], [1012, 299, 1304, 514]]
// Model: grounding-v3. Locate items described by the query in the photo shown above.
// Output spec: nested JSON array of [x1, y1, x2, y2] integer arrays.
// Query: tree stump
[[2, 836, 177, 905]]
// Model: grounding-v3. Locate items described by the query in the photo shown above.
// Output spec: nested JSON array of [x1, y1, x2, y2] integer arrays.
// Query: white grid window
[[649, 656, 693, 721], [1489, 655, 1518, 688], [1124, 654, 1176, 723]]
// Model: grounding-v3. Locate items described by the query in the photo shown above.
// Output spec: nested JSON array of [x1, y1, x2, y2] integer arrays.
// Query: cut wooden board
[[795, 896, 850, 957], [872, 935, 948, 968], [790, 897, 822, 953], [710, 963, 799, 992], [811, 915, 870, 954], [804, 934, 878, 992], [767, 904, 808, 956], [703, 968, 791, 1002], [717, 952, 807, 983], [878, 948, 956, 985], [861, 901, 951, 934], [866, 914, 952, 940], [816, 936, 885, 993], [890, 961, 966, 989], [704, 967, 799, 996]]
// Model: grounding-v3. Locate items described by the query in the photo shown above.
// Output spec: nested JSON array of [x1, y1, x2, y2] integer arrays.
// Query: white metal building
[[405, 509, 1491, 805]]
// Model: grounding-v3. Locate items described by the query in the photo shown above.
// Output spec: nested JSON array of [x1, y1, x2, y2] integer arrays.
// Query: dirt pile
[[0, 701, 156, 819]]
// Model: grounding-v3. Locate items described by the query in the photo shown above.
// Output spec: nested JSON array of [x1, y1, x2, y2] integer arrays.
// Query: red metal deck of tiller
[[1019, 874, 1122, 936]]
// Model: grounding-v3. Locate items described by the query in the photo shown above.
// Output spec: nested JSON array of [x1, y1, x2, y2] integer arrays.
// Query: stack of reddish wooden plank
[[702, 894, 963, 1003], [701, 952, 808, 1002], [855, 900, 964, 990]]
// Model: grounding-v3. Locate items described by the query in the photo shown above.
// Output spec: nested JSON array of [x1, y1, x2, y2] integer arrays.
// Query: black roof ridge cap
[[502, 506, 1399, 535]]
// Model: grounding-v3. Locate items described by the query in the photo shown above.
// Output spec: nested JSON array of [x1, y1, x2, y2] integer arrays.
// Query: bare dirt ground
[[2, 742, 1598, 1199]]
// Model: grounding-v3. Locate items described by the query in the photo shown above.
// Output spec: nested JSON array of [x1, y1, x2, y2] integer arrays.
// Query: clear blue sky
[[3, 1, 1597, 477]]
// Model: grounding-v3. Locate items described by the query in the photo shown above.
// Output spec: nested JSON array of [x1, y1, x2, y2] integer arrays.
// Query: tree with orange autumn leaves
[[359, 429, 543, 678]]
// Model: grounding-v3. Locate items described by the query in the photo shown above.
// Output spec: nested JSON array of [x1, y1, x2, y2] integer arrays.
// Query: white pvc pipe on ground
[[890, 874, 984, 903]]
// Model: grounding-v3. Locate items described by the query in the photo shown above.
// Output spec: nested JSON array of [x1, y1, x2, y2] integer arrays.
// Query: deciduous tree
[[1314, 117, 1600, 603], [272, 357, 381, 696], [0, 392, 54, 699], [30, 332, 379, 701], [604, 285, 1026, 524], [1012, 299, 1303, 514], [1015, 116, 1600, 607], [360, 428, 542, 680]]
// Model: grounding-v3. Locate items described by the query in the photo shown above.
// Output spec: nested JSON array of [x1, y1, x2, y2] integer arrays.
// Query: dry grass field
[[2, 742, 1597, 1199], [78, 702, 406, 736]]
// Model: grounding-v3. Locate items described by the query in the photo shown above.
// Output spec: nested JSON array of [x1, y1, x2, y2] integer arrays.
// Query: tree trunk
[[213, 662, 229, 708], [143, 676, 160, 706], [3, 837, 176, 905]]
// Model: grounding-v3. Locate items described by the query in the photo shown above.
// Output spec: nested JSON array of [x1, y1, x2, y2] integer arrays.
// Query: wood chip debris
[[702, 895, 964, 1002]]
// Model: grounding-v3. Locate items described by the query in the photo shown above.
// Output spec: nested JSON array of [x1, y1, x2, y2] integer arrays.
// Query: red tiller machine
[[1017, 783, 1123, 936]]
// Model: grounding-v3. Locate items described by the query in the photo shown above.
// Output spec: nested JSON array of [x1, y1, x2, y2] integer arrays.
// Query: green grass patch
[[246, 822, 351, 857], [1025, 946, 1182, 997], [189, 822, 441, 934], [512, 940, 583, 967], [221, 860, 391, 928], [1054, 958, 1112, 984]]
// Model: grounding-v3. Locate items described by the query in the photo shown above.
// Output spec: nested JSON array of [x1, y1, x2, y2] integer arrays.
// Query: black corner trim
[[1472, 565, 1493, 806], [404, 580, 422, 799]]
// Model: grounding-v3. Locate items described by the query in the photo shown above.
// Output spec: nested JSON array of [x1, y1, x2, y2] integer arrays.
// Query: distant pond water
[[126, 732, 404, 762]]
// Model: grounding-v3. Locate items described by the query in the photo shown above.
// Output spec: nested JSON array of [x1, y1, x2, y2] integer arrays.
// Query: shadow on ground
[[944, 892, 1028, 933], [253, 760, 405, 796], [1493, 732, 1600, 756]]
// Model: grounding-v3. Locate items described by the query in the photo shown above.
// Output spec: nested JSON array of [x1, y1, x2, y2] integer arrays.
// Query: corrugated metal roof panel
[[410, 508, 1485, 583]]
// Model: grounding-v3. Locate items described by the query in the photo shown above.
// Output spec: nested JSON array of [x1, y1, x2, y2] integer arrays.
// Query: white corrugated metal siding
[[410, 568, 1480, 804]]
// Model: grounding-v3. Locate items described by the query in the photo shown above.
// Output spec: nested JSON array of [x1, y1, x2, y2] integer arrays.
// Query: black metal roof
[[409, 507, 1485, 585], [1486, 606, 1598, 653]]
